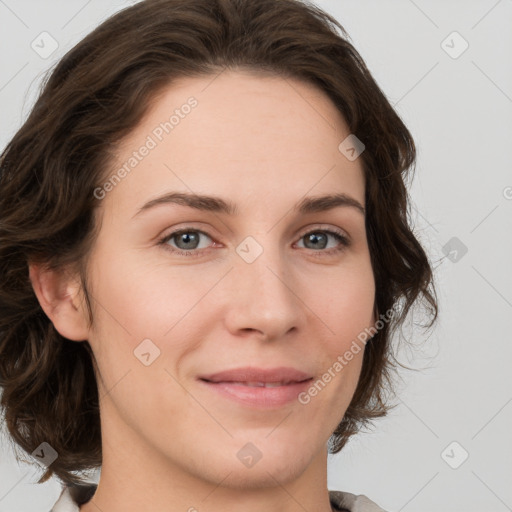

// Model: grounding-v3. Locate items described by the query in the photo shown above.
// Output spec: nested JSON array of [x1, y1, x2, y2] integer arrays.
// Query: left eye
[[158, 228, 350, 256], [296, 230, 349, 251]]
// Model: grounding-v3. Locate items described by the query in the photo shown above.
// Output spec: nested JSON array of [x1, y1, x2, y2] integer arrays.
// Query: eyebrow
[[132, 191, 365, 218]]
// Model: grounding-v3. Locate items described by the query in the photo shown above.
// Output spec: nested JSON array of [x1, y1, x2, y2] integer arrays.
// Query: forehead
[[105, 70, 365, 215]]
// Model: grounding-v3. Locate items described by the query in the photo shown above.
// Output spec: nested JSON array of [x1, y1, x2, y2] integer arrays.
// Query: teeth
[[232, 381, 289, 387], [205, 379, 302, 387]]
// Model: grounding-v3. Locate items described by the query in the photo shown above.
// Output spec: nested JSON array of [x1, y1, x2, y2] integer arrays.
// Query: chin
[[199, 442, 315, 490], [216, 460, 307, 490]]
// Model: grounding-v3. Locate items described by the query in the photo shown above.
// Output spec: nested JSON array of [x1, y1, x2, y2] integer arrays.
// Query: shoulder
[[50, 485, 387, 512], [329, 489, 389, 512]]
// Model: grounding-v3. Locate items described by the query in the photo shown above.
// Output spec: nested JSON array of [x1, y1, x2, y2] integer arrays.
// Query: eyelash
[[157, 226, 350, 258]]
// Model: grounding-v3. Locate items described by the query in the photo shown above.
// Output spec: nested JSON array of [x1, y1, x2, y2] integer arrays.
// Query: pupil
[[179, 232, 198, 249], [307, 233, 326, 249]]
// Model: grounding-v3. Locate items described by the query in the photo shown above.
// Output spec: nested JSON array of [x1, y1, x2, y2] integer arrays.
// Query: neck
[[80, 390, 332, 512]]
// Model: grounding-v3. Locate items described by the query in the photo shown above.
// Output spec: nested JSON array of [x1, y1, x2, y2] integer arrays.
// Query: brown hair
[[0, 0, 437, 487]]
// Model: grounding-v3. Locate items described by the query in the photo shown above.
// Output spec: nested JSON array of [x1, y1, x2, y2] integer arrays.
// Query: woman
[[0, 1, 438, 511]]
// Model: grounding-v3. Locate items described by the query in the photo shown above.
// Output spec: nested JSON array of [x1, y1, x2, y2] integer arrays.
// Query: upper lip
[[199, 366, 313, 384]]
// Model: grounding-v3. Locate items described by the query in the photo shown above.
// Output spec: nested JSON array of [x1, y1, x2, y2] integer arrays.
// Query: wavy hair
[[0, 0, 438, 487]]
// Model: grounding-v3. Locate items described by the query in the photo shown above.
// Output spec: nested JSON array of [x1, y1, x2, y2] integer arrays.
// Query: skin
[[30, 70, 376, 512]]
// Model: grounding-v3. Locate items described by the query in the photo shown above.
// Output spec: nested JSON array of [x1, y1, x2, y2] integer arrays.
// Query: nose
[[222, 243, 305, 342]]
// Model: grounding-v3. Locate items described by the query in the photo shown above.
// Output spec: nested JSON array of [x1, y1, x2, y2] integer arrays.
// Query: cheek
[[317, 259, 375, 336], [308, 261, 374, 402], [296, 348, 364, 441], [88, 250, 220, 339]]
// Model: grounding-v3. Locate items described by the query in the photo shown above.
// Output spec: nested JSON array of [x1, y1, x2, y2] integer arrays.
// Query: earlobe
[[28, 262, 90, 342]]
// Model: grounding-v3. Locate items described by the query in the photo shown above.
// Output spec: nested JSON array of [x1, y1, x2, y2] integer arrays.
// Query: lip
[[197, 366, 313, 408], [199, 366, 313, 384]]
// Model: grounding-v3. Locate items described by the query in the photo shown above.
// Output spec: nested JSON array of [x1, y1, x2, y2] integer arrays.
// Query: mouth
[[200, 379, 310, 387], [197, 367, 314, 408]]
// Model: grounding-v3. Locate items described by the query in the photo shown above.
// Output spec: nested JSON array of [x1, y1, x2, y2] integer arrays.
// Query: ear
[[28, 262, 90, 342]]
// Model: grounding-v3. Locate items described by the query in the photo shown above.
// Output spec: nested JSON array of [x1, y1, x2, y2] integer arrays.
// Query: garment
[[49, 484, 388, 512]]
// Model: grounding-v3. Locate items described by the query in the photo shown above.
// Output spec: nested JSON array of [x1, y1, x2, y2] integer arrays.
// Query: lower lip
[[198, 379, 313, 408]]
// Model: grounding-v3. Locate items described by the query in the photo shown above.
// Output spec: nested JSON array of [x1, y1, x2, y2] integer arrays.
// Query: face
[[78, 70, 375, 489]]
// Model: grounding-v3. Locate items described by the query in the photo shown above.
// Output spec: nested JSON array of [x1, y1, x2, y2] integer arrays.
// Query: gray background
[[1, 1, 511, 511]]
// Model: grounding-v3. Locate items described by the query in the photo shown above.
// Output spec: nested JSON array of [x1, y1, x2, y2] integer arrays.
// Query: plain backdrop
[[1, 1, 511, 511]]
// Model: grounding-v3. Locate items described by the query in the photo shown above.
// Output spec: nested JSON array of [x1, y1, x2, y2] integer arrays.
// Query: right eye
[[158, 228, 217, 257]]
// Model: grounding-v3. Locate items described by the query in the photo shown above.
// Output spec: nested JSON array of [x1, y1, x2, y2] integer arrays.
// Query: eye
[[157, 226, 350, 257], [295, 228, 350, 255], [158, 229, 214, 257]]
